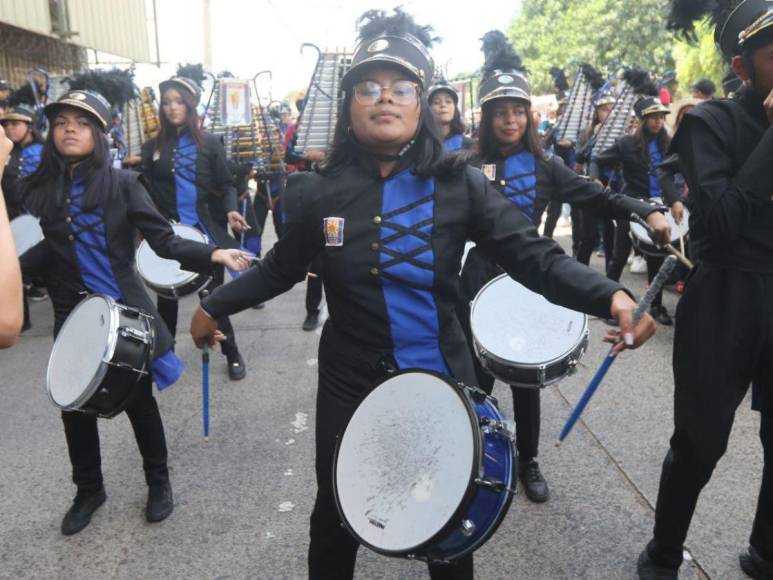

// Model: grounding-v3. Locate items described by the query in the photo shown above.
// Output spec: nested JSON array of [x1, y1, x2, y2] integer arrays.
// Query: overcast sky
[[128, 0, 520, 101]]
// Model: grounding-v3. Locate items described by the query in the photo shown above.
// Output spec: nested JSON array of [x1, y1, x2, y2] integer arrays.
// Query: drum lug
[[567, 357, 578, 375], [460, 519, 477, 537], [537, 365, 547, 387], [475, 477, 516, 494], [479, 417, 515, 441], [119, 326, 152, 345]]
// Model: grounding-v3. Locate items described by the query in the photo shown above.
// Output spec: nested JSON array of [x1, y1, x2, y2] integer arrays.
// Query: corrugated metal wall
[[0, 0, 150, 63]]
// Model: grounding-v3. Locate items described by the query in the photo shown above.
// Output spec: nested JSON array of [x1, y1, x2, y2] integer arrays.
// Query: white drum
[[630, 199, 689, 257], [470, 274, 589, 388], [10, 214, 44, 256], [136, 223, 211, 299]]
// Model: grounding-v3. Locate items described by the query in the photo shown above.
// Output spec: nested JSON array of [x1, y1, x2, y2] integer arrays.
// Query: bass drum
[[136, 223, 212, 299], [470, 274, 588, 388], [334, 371, 514, 563], [46, 294, 154, 418]]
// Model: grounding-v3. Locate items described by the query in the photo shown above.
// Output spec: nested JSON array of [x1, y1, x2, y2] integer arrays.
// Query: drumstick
[[630, 213, 693, 270], [240, 197, 248, 249], [559, 256, 677, 442], [200, 289, 210, 441]]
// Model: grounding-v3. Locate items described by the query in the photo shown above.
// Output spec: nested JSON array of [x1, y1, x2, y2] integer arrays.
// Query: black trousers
[[157, 265, 238, 357], [648, 265, 773, 567], [576, 210, 614, 269], [308, 324, 473, 579], [541, 201, 563, 239], [606, 221, 664, 309], [62, 377, 168, 496], [306, 256, 324, 314]]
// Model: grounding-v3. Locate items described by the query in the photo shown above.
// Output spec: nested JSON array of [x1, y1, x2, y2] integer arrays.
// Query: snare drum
[[334, 371, 514, 563], [10, 214, 44, 256], [46, 295, 154, 418], [470, 274, 588, 388], [629, 199, 689, 257], [136, 223, 212, 299]]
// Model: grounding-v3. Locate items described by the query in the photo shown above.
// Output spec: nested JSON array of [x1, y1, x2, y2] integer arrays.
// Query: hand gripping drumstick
[[559, 255, 678, 442], [630, 213, 694, 270], [200, 289, 211, 441]]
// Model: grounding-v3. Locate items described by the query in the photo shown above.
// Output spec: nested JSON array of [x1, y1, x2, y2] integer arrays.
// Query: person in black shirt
[[636, 1, 773, 578], [428, 79, 475, 152], [19, 90, 250, 537], [191, 10, 658, 579]]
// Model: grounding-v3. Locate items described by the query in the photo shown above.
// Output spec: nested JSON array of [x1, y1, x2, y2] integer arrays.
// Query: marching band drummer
[[190, 9, 658, 579], [428, 79, 475, 152], [141, 76, 251, 381], [458, 31, 671, 505], [18, 90, 251, 536]]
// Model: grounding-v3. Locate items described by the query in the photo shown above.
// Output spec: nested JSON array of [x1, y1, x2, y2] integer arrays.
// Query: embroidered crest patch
[[323, 217, 345, 247], [482, 164, 497, 181]]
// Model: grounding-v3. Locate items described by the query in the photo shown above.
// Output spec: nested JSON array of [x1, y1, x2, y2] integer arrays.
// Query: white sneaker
[[630, 255, 647, 274], [627, 253, 634, 265]]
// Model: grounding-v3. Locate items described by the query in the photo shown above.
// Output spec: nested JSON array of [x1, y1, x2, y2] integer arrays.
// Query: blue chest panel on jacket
[[174, 133, 200, 227], [69, 179, 122, 300], [648, 139, 663, 199], [379, 170, 448, 374], [20, 143, 43, 177], [503, 151, 538, 222], [444, 134, 464, 152]]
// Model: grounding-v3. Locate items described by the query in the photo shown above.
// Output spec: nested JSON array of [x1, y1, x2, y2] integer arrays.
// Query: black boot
[[650, 305, 673, 326], [146, 481, 174, 523], [740, 546, 773, 580], [61, 488, 106, 535], [636, 549, 679, 580], [226, 351, 246, 381], [518, 459, 549, 503], [302, 310, 320, 331]]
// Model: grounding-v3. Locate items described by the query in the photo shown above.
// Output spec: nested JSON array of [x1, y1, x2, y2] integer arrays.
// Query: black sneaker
[[740, 546, 773, 580], [227, 352, 246, 381], [25, 285, 47, 301], [636, 550, 679, 579], [146, 481, 174, 523], [518, 460, 549, 503], [61, 488, 107, 535], [302, 310, 320, 332], [650, 305, 673, 326]]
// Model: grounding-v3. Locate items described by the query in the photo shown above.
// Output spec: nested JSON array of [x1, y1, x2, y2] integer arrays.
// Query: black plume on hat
[[580, 64, 606, 92], [176, 63, 206, 87], [481, 30, 526, 78], [667, 0, 736, 41], [550, 66, 570, 93], [623, 68, 659, 96], [66, 68, 137, 108], [8, 81, 42, 107], [356, 8, 438, 48]]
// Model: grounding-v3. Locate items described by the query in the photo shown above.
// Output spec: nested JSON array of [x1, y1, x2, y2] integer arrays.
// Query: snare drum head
[[136, 224, 206, 288], [10, 215, 43, 256], [47, 295, 115, 408], [630, 200, 689, 246], [335, 372, 475, 553], [471, 275, 587, 367]]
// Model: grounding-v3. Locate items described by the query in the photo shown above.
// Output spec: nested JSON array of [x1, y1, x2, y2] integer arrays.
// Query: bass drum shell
[[333, 370, 514, 563], [136, 223, 212, 299], [470, 274, 588, 388], [46, 295, 154, 418]]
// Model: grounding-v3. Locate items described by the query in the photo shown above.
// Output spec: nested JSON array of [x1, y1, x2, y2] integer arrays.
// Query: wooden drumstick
[[630, 214, 693, 270]]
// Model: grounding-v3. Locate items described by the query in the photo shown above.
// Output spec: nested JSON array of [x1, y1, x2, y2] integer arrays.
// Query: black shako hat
[[341, 9, 436, 90], [44, 90, 112, 131], [159, 77, 202, 104], [428, 79, 459, 103], [719, 0, 773, 56], [633, 96, 670, 119], [1, 104, 35, 124], [478, 31, 530, 106]]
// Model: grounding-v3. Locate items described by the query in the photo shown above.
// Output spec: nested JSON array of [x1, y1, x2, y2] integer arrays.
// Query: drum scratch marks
[[291, 412, 309, 434], [278, 501, 295, 513]]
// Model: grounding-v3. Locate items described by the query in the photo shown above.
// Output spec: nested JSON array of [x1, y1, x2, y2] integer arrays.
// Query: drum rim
[[470, 274, 589, 371], [135, 223, 209, 292], [332, 369, 485, 557], [10, 214, 44, 257], [46, 294, 120, 410]]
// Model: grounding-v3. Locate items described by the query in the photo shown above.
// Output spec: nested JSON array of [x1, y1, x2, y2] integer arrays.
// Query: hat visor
[[640, 105, 670, 117], [341, 56, 423, 89], [0, 113, 33, 123], [159, 79, 201, 102], [428, 87, 459, 103], [44, 100, 108, 130], [480, 87, 531, 106]]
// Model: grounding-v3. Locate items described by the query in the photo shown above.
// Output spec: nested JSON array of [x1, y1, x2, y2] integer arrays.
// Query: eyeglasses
[[352, 80, 419, 106]]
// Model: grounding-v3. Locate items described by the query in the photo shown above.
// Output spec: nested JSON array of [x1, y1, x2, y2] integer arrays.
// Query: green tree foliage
[[509, 0, 677, 93], [671, 19, 726, 91]]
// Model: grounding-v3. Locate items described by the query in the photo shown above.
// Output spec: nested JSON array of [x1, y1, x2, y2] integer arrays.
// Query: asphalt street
[[0, 222, 763, 580]]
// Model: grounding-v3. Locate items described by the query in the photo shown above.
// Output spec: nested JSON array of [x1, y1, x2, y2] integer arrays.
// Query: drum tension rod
[[479, 416, 516, 440], [475, 476, 517, 495], [119, 326, 152, 344]]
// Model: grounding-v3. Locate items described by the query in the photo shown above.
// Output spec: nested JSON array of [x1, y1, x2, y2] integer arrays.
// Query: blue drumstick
[[559, 255, 677, 441], [200, 289, 211, 441], [240, 197, 248, 249]]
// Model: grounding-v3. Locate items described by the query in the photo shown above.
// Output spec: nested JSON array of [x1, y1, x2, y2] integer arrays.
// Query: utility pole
[[203, 0, 212, 70]]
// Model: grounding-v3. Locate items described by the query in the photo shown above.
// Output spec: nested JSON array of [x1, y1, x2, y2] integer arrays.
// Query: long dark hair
[[430, 91, 467, 137], [633, 114, 671, 165], [476, 99, 545, 161], [156, 86, 204, 149], [22, 113, 116, 218], [319, 89, 445, 177]]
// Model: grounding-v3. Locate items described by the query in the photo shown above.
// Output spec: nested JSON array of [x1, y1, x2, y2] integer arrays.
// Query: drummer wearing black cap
[[17, 89, 250, 536], [427, 79, 474, 151], [141, 75, 251, 380], [636, 1, 773, 578], [191, 9, 658, 579]]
